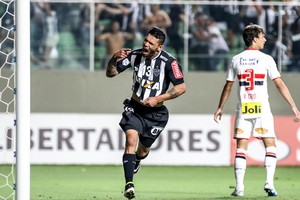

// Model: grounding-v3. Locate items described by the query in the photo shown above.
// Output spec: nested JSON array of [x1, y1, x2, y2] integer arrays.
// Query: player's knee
[[137, 148, 149, 159], [265, 146, 277, 157], [236, 148, 247, 159]]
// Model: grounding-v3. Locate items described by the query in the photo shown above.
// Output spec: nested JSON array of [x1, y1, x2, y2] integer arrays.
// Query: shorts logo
[[150, 126, 163, 136], [235, 128, 244, 134], [171, 60, 183, 79], [124, 106, 134, 112], [255, 128, 268, 134], [122, 58, 130, 66]]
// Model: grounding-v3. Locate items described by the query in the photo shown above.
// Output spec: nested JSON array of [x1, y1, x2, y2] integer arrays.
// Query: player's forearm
[[106, 56, 119, 78], [276, 82, 297, 110], [157, 83, 186, 103], [274, 79, 297, 108], [217, 82, 232, 110]]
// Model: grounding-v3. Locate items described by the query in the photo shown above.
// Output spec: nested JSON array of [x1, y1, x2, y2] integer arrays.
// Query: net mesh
[[0, 0, 16, 199]]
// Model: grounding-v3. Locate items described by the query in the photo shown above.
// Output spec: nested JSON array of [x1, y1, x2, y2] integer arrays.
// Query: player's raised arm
[[106, 48, 131, 78]]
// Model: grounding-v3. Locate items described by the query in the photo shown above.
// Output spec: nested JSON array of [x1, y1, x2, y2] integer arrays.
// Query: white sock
[[234, 148, 247, 191], [265, 146, 277, 188]]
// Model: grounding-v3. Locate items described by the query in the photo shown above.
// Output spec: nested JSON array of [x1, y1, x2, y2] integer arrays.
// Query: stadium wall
[[31, 71, 300, 115]]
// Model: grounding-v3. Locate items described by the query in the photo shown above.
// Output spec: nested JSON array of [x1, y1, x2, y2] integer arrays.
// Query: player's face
[[142, 34, 163, 59]]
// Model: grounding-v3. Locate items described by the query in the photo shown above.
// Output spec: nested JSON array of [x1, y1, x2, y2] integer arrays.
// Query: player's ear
[[158, 45, 163, 52], [253, 37, 258, 43]]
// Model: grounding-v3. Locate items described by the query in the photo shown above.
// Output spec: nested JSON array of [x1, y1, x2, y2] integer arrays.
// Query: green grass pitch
[[29, 165, 300, 200]]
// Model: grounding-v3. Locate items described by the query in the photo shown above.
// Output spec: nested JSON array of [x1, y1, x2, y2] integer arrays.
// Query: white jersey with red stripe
[[227, 49, 281, 119]]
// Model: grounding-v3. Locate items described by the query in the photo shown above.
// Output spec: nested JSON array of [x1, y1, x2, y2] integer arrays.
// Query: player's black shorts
[[119, 98, 169, 148]]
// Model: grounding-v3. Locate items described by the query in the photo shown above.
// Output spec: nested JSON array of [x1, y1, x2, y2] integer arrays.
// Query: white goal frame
[[15, 0, 30, 199]]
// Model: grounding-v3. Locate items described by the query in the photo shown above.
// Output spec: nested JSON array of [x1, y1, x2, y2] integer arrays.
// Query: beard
[[142, 47, 158, 58]]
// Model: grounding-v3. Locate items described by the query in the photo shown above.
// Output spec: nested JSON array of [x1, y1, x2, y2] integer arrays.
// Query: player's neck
[[147, 51, 161, 60], [247, 46, 258, 50]]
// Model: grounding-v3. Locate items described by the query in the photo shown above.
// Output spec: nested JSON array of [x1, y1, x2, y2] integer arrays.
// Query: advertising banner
[[30, 114, 231, 165], [2, 114, 296, 165]]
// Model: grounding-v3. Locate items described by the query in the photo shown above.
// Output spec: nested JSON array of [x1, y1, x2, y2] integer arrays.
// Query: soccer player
[[106, 26, 186, 199], [213, 24, 300, 197]]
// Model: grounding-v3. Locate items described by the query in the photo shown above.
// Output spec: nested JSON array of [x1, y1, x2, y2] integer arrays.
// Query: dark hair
[[243, 24, 264, 47], [147, 26, 166, 45]]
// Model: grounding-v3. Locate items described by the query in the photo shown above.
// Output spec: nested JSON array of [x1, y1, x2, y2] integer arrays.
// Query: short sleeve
[[168, 59, 184, 85], [267, 56, 281, 80], [116, 53, 132, 73], [226, 57, 237, 81]]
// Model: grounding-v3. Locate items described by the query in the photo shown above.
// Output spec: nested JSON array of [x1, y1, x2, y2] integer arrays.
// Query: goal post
[[16, 0, 30, 199]]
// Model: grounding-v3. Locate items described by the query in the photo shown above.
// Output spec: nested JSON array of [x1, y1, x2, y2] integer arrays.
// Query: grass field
[[28, 165, 300, 200]]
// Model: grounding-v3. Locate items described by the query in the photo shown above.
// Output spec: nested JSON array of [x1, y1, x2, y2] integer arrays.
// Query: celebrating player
[[213, 24, 300, 197], [106, 26, 186, 199]]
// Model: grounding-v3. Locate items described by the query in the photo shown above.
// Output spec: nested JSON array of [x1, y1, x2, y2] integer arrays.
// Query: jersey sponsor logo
[[122, 58, 130, 66], [241, 102, 262, 115], [171, 60, 183, 79], [238, 69, 265, 91], [143, 81, 154, 88], [142, 80, 160, 90], [150, 126, 163, 136], [239, 57, 258, 66]]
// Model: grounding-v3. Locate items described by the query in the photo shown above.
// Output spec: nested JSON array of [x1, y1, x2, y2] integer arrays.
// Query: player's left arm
[[142, 59, 186, 107], [159, 83, 186, 101], [273, 77, 300, 122]]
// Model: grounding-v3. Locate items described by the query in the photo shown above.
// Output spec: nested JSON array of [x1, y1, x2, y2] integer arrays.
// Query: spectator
[[189, 12, 215, 71], [30, 2, 59, 69], [240, 0, 263, 26], [206, 17, 229, 71], [41, 3, 59, 68], [30, 2, 46, 62], [75, 3, 91, 66], [166, 3, 185, 61], [96, 20, 135, 68], [140, 4, 172, 34], [223, 0, 241, 48], [288, 6, 300, 72], [259, 3, 277, 55]]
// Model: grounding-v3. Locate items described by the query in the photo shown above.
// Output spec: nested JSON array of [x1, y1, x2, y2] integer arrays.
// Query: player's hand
[[292, 107, 300, 122], [214, 109, 222, 123], [114, 48, 131, 60], [294, 112, 300, 123], [142, 97, 158, 107]]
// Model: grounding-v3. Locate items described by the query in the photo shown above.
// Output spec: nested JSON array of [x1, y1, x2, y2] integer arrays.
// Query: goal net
[[0, 0, 16, 199]]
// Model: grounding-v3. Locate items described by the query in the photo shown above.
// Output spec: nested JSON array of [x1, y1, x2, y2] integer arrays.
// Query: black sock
[[123, 154, 136, 183]]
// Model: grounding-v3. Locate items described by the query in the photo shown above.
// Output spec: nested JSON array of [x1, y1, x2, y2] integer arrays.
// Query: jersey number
[[245, 69, 254, 91]]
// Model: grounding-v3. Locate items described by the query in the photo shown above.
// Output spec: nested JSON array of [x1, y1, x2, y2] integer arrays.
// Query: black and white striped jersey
[[116, 49, 185, 101]]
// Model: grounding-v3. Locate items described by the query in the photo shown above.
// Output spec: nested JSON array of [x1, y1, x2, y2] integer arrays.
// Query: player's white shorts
[[234, 113, 276, 139]]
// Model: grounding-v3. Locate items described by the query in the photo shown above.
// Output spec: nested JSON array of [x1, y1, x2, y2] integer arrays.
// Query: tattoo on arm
[[106, 65, 118, 77], [167, 88, 179, 99], [106, 58, 118, 77]]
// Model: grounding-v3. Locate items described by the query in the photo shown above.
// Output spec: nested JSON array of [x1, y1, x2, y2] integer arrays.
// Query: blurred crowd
[[28, 0, 300, 72]]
